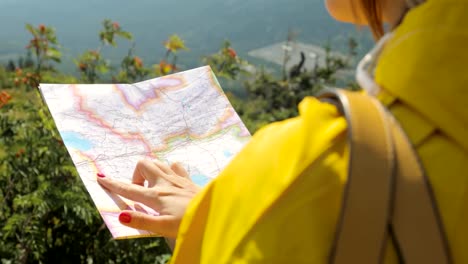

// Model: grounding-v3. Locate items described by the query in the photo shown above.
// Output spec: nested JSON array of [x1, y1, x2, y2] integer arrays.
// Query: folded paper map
[[39, 66, 251, 239]]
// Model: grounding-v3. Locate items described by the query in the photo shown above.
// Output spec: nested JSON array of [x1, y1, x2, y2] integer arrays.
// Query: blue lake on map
[[61, 131, 93, 151], [223, 150, 233, 158], [191, 174, 211, 187]]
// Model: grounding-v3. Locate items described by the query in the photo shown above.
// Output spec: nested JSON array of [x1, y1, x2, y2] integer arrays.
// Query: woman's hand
[[97, 159, 201, 238]]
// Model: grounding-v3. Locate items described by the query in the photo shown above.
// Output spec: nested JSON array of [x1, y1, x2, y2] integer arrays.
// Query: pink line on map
[[71, 84, 155, 158], [113, 77, 185, 113], [76, 150, 103, 173], [198, 70, 251, 138]]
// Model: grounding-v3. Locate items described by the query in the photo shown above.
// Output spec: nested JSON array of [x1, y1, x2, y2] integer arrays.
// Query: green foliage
[[226, 42, 357, 133], [76, 19, 134, 83], [0, 65, 11, 88], [25, 24, 61, 78], [203, 41, 250, 80], [1, 20, 176, 263], [99, 20, 133, 47], [163, 35, 188, 54], [202, 36, 358, 132], [113, 46, 150, 83], [0, 18, 359, 262], [232, 76, 334, 132], [76, 50, 110, 83], [154, 35, 188, 76], [0, 88, 171, 263]]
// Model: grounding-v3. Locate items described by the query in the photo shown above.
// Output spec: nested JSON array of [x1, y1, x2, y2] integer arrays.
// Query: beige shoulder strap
[[319, 89, 451, 264], [387, 114, 451, 263]]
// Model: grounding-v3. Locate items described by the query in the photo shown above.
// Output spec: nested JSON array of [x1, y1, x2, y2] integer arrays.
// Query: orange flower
[[133, 56, 143, 68], [0, 91, 12, 108], [39, 24, 46, 33], [1, 91, 12, 100], [227, 47, 237, 58], [112, 22, 120, 30], [15, 148, 25, 158], [28, 39, 39, 50], [78, 63, 87, 71], [15, 68, 23, 77], [159, 60, 173, 74]]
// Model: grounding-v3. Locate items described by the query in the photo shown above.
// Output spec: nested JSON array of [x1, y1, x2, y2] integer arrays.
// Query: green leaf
[[46, 48, 62, 61], [117, 31, 133, 40], [25, 24, 37, 36], [96, 64, 109, 74]]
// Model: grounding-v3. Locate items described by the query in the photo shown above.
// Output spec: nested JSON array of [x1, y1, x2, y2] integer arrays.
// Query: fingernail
[[97, 173, 106, 178], [119, 212, 132, 223]]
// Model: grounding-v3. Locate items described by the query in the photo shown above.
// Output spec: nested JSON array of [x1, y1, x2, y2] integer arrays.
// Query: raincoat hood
[[375, 0, 468, 151]]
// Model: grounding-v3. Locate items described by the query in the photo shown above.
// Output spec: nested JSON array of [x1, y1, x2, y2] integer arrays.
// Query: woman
[[98, 0, 468, 262]]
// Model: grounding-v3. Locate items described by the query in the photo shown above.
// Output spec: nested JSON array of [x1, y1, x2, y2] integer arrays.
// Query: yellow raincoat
[[171, 0, 468, 262]]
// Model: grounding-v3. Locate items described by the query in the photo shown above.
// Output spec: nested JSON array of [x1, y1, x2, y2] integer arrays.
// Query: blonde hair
[[359, 0, 426, 39]]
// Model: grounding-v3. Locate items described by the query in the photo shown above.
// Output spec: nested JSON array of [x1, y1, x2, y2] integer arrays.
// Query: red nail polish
[[119, 212, 132, 223], [97, 173, 105, 178]]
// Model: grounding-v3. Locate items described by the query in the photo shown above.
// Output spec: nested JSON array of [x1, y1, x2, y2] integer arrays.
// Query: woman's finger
[[170, 162, 189, 179], [152, 159, 174, 175], [118, 210, 179, 238], [97, 176, 155, 205], [133, 159, 169, 187], [143, 159, 191, 188], [131, 159, 192, 189]]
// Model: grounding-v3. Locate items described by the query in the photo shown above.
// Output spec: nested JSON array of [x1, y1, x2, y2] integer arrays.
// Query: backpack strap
[[387, 114, 452, 263], [319, 89, 451, 264], [320, 89, 395, 263]]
